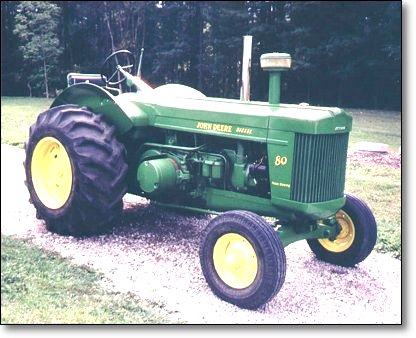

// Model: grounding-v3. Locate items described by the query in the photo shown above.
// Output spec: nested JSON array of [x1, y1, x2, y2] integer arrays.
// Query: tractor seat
[[67, 73, 107, 87]]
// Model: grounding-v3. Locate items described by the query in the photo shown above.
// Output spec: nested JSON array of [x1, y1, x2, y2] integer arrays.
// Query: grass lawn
[[1, 96, 53, 148], [1, 235, 171, 324], [345, 164, 401, 257], [347, 108, 401, 153], [344, 108, 401, 258], [0, 96, 172, 324]]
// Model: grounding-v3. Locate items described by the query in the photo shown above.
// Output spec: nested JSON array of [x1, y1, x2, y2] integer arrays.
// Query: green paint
[[152, 201, 221, 215], [53, 83, 352, 137], [277, 222, 340, 247], [130, 92, 352, 135], [51, 84, 142, 134], [51, 72, 354, 247], [267, 130, 295, 200], [260, 52, 291, 105], [203, 188, 296, 221], [202, 187, 345, 221], [137, 158, 178, 194], [271, 196, 346, 220], [268, 72, 281, 105]]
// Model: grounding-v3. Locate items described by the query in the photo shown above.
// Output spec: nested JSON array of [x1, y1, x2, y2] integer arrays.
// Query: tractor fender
[[51, 83, 148, 134]]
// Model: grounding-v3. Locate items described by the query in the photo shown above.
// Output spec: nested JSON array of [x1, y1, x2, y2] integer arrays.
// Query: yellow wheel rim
[[318, 210, 355, 253], [213, 233, 258, 289], [31, 137, 73, 209]]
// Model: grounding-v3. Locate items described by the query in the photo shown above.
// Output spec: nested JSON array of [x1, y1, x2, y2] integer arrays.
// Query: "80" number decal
[[274, 155, 288, 166]]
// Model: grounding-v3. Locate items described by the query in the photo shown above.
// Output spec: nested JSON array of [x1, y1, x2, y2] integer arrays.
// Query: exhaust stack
[[260, 52, 291, 105], [240, 35, 252, 101]]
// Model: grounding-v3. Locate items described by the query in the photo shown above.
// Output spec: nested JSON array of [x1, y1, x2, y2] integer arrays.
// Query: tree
[[13, 1, 63, 98], [1, 1, 25, 96], [199, 2, 249, 98], [2, 1, 400, 109]]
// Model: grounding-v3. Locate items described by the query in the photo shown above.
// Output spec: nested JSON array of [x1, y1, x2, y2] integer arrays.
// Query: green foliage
[[14, 2, 61, 62], [282, 1, 401, 108], [13, 1, 64, 97], [2, 1, 400, 109], [1, 235, 170, 324]]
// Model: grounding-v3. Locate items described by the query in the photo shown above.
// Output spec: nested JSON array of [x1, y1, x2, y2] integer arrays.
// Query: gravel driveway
[[1, 144, 401, 324]]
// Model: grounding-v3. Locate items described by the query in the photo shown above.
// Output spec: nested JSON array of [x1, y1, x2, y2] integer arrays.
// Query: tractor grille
[[290, 133, 349, 203]]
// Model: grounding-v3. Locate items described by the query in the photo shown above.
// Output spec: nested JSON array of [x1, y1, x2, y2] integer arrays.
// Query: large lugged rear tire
[[307, 193, 377, 267], [200, 210, 286, 309], [25, 104, 128, 236]]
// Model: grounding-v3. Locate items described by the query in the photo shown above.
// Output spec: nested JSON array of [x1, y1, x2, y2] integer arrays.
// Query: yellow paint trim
[[274, 155, 288, 166], [271, 181, 291, 188], [318, 210, 355, 253], [196, 121, 233, 133], [31, 137, 73, 209], [213, 233, 258, 289], [195, 121, 254, 136]]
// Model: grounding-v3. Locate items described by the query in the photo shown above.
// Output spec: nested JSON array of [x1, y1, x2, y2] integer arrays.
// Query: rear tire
[[307, 194, 377, 267], [25, 104, 128, 236], [200, 210, 286, 309]]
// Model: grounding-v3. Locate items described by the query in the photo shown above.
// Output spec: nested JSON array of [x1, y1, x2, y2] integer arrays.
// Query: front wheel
[[307, 193, 377, 267], [199, 210, 286, 309]]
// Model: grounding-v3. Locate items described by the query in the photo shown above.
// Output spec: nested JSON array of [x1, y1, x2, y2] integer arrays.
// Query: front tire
[[25, 104, 128, 236], [200, 210, 286, 309], [307, 193, 377, 267]]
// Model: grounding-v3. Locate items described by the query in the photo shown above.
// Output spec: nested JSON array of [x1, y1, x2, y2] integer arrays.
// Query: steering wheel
[[101, 50, 135, 86]]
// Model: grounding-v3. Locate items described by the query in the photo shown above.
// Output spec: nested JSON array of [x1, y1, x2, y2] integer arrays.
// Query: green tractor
[[24, 40, 377, 309]]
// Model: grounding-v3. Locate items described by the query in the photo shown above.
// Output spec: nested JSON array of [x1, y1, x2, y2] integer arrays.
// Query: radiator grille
[[291, 133, 349, 203]]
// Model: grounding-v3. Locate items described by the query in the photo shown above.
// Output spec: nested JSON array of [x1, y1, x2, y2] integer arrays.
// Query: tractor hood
[[125, 90, 352, 142], [52, 82, 351, 140]]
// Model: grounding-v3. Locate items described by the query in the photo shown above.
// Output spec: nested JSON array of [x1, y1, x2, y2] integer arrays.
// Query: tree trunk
[[27, 81, 32, 97], [195, 3, 203, 92], [133, 9, 142, 53], [104, 2, 116, 53], [337, 80, 343, 107], [138, 7, 146, 77], [104, 1, 122, 90], [198, 17, 203, 91], [43, 57, 49, 99]]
